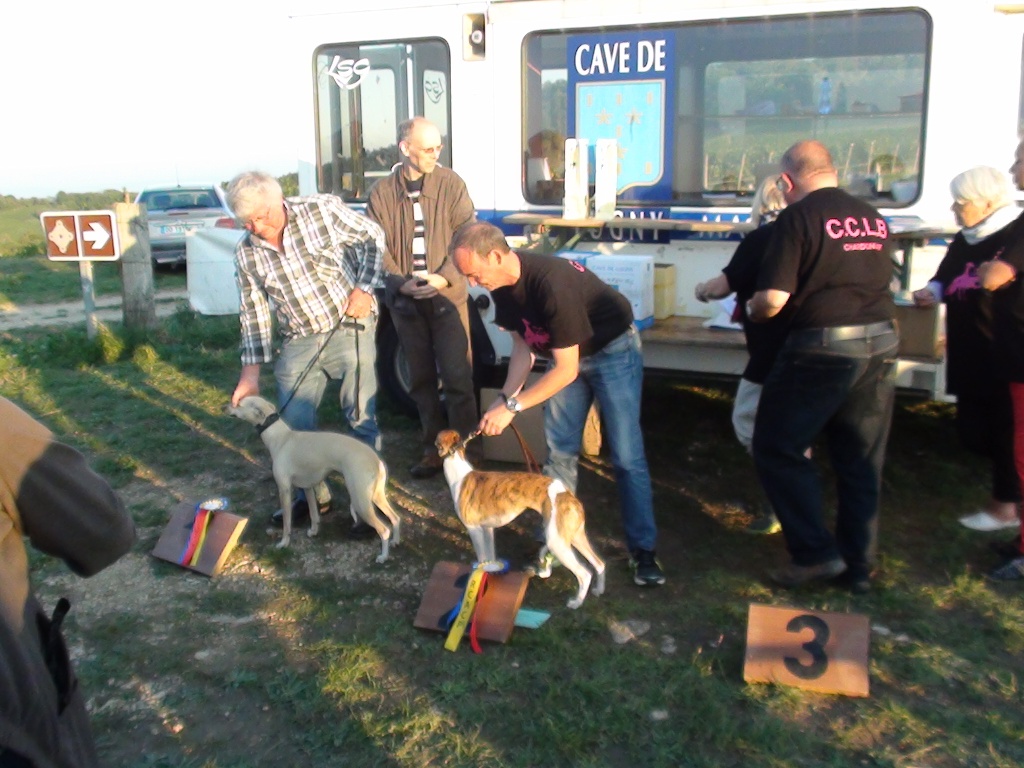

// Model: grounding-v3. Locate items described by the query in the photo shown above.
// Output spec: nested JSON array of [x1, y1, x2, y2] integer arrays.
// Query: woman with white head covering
[[913, 165, 1021, 532]]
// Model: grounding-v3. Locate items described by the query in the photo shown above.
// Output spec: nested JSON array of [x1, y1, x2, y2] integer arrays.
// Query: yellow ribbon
[[187, 510, 213, 567], [444, 566, 487, 652]]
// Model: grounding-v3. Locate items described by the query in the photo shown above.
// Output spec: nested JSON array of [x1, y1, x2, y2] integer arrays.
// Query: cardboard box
[[480, 386, 549, 464], [894, 303, 942, 359], [586, 254, 655, 329], [152, 500, 248, 577], [654, 263, 676, 319], [554, 250, 597, 267]]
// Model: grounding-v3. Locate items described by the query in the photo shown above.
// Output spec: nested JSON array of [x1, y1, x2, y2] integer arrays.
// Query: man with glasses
[[747, 140, 899, 594], [227, 171, 386, 533], [367, 117, 481, 477]]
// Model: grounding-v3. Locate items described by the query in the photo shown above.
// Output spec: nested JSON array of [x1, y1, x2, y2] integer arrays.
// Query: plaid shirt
[[235, 195, 386, 365]]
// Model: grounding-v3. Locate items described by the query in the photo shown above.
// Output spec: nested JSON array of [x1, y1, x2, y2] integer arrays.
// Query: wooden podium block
[[744, 603, 870, 697], [152, 500, 248, 577], [414, 561, 530, 644]]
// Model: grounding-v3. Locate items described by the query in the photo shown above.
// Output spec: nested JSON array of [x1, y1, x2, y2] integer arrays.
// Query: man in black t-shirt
[[747, 140, 899, 594], [450, 222, 664, 587]]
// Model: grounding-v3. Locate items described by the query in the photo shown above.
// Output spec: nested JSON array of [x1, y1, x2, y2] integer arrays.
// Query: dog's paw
[[307, 527, 319, 538], [375, 553, 388, 564], [276, 538, 291, 549], [566, 596, 584, 610]]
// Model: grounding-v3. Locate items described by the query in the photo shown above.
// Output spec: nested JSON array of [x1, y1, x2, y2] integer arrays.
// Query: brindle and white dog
[[226, 395, 401, 560], [435, 429, 605, 609]]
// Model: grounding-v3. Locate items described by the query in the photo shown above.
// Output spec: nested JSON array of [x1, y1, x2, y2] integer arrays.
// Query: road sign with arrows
[[40, 210, 121, 261]]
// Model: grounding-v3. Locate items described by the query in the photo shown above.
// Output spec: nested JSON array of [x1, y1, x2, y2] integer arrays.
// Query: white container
[[593, 139, 618, 220], [586, 254, 655, 329], [563, 138, 590, 220]]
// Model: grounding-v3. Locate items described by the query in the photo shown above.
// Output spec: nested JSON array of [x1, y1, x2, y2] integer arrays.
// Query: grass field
[[0, 254, 186, 307], [0, 262, 1022, 767]]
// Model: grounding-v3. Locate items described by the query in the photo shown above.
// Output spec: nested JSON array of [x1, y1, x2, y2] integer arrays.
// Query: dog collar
[[255, 413, 280, 435]]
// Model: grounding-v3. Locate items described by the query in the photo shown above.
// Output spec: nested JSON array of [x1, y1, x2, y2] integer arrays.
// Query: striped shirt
[[405, 175, 428, 275], [235, 194, 386, 365]]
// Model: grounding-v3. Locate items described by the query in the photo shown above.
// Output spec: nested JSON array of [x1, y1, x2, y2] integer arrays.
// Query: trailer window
[[523, 10, 929, 208], [314, 39, 451, 201]]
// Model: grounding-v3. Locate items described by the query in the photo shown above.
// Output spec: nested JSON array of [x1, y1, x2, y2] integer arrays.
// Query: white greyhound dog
[[226, 395, 400, 560], [435, 429, 605, 609]]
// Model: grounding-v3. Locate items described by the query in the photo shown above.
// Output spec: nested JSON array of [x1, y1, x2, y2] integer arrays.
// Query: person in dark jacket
[[367, 117, 480, 476], [912, 166, 1022, 533], [695, 174, 789, 535], [0, 396, 136, 767], [748, 140, 899, 594]]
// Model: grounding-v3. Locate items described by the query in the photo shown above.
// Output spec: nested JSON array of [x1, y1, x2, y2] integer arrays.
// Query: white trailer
[[288, 0, 1024, 407]]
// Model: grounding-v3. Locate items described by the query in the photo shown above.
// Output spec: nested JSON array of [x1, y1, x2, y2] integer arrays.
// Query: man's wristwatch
[[503, 394, 523, 414]]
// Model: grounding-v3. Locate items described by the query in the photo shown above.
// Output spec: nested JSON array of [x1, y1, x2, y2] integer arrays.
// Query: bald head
[[779, 140, 838, 200], [781, 141, 836, 179]]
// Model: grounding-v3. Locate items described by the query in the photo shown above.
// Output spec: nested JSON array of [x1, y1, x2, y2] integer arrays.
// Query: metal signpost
[[39, 210, 121, 339]]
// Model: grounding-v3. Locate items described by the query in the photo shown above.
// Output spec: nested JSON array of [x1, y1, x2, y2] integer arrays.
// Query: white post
[[79, 261, 98, 340]]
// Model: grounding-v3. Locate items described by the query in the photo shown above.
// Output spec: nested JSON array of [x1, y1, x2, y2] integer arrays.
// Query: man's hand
[[977, 259, 1017, 291], [345, 287, 374, 318], [399, 273, 447, 300], [912, 287, 937, 307], [232, 365, 261, 407], [478, 400, 516, 436]]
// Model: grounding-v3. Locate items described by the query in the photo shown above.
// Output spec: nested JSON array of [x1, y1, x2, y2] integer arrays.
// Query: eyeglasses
[[412, 144, 444, 156], [245, 209, 272, 231]]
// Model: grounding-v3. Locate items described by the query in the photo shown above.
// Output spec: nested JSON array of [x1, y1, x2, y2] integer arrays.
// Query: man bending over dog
[[450, 222, 665, 587], [228, 171, 387, 535]]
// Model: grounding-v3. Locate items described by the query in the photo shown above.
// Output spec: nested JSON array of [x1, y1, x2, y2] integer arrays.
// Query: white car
[[136, 185, 239, 266]]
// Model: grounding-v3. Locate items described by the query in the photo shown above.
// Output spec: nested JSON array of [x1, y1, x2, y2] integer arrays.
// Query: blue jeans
[[752, 328, 898, 580], [274, 315, 381, 451], [544, 327, 657, 552]]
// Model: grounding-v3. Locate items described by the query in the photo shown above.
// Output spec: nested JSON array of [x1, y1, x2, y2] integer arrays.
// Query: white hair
[[226, 171, 283, 221], [950, 166, 1012, 208]]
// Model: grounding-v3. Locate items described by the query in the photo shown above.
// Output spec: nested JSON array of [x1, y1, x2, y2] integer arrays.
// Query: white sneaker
[[958, 511, 1020, 532]]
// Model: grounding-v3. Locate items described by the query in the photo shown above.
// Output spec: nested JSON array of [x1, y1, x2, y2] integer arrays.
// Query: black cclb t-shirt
[[491, 252, 633, 358], [757, 187, 895, 329]]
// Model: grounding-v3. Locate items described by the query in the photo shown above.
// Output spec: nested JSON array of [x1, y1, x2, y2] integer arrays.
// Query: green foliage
[[0, 189, 126, 257], [0, 255, 185, 304], [278, 172, 299, 197]]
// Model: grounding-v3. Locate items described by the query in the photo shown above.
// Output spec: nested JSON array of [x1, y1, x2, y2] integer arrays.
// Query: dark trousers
[[753, 329, 899, 580], [956, 389, 1021, 504], [1008, 383, 1024, 553], [390, 297, 480, 460]]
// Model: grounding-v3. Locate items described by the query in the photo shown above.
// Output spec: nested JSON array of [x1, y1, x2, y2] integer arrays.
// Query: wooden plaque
[[743, 603, 870, 697], [414, 561, 530, 644], [152, 500, 248, 577]]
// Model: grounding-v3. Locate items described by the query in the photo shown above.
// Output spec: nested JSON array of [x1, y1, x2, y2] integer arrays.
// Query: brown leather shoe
[[409, 451, 444, 479]]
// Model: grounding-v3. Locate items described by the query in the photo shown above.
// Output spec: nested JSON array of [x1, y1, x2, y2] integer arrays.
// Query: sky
[[2, 1, 304, 199]]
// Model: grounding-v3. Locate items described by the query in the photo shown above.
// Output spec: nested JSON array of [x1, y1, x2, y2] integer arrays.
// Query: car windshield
[[139, 189, 220, 210]]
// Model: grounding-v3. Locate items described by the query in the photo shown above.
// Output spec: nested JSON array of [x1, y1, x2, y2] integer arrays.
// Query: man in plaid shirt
[[227, 171, 386, 530]]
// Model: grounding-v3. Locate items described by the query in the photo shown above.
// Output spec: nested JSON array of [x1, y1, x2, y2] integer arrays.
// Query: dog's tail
[[373, 459, 402, 531]]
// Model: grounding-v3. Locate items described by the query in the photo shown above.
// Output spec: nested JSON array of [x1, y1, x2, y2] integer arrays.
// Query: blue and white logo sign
[[568, 32, 676, 202]]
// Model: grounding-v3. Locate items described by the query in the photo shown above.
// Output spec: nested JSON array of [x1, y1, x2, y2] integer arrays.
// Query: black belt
[[788, 320, 896, 346]]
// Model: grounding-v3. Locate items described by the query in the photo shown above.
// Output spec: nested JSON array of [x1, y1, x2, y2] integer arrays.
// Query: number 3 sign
[[743, 604, 870, 697]]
